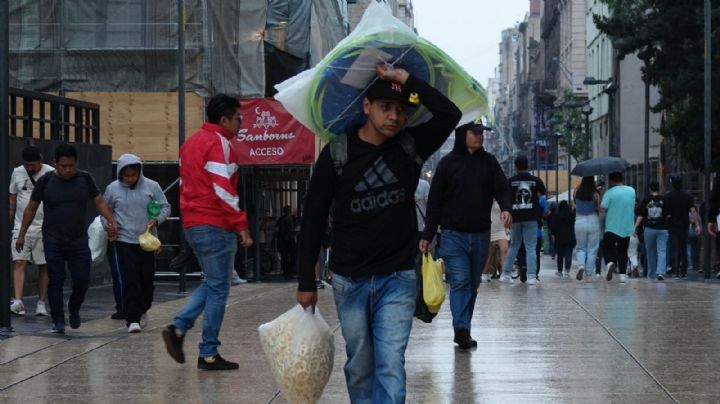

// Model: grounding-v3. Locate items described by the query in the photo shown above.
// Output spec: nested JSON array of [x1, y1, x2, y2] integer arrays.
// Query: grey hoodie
[[103, 154, 171, 244]]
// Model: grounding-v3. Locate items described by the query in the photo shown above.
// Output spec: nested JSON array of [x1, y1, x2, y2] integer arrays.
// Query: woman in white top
[[482, 200, 509, 282]]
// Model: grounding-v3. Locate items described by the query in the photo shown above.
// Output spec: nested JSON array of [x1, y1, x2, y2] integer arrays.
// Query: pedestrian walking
[[104, 154, 171, 333], [499, 156, 546, 285], [162, 94, 253, 371], [9, 145, 54, 316], [482, 200, 509, 282], [296, 65, 461, 403], [634, 181, 668, 280], [15, 143, 117, 333], [277, 205, 297, 279], [664, 174, 700, 279], [573, 176, 601, 281], [420, 119, 511, 349], [548, 200, 575, 278], [600, 172, 636, 283]]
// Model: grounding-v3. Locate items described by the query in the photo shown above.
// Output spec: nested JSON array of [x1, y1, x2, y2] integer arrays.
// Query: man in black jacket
[[419, 119, 511, 349], [295, 64, 461, 403]]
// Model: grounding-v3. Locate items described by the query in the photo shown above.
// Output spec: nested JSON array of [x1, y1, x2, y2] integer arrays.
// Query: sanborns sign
[[232, 98, 315, 165]]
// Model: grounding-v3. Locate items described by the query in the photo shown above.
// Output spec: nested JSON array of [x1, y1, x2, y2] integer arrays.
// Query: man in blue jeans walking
[[420, 119, 511, 349], [16, 143, 118, 334], [162, 94, 253, 371], [296, 65, 461, 403], [500, 155, 547, 285]]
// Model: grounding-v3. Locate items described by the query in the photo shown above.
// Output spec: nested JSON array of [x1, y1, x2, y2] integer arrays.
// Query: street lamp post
[[581, 104, 594, 160]]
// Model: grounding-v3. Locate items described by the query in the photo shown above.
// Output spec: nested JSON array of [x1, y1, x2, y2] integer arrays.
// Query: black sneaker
[[162, 325, 186, 364], [111, 311, 125, 320], [681, 274, 687, 279], [51, 324, 65, 334], [316, 279, 325, 289], [197, 354, 239, 370], [69, 311, 81, 329], [673, 274, 680, 280], [657, 274, 664, 281], [520, 268, 528, 283], [453, 328, 478, 350]]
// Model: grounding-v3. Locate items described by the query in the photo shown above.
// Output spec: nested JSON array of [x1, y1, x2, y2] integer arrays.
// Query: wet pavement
[[1, 254, 719, 403]]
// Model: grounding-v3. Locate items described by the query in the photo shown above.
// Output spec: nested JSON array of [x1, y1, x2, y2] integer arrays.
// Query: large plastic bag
[[274, 0, 487, 142], [258, 305, 335, 404], [138, 224, 161, 252], [422, 252, 445, 313], [87, 216, 107, 266]]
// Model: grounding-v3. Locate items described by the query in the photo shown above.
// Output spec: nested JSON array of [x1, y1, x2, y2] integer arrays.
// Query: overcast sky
[[413, 0, 530, 89]]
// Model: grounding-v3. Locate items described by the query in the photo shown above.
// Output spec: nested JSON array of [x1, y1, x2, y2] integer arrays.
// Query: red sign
[[232, 98, 316, 165]]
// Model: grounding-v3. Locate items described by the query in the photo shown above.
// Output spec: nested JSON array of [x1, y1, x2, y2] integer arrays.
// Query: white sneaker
[[499, 274, 514, 284], [140, 313, 148, 328], [481, 273, 490, 283], [10, 299, 25, 316], [35, 301, 49, 316], [619, 274, 628, 283], [231, 272, 247, 285], [563, 270, 570, 278], [128, 322, 142, 333], [527, 278, 539, 285]]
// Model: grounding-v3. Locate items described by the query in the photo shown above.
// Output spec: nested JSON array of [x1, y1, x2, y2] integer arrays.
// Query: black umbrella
[[571, 156, 630, 177]]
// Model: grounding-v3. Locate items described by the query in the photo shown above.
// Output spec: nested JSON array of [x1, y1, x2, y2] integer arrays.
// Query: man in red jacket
[[162, 94, 253, 371]]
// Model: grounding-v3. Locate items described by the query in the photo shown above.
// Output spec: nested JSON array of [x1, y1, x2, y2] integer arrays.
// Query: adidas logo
[[354, 157, 399, 192], [351, 157, 406, 213]]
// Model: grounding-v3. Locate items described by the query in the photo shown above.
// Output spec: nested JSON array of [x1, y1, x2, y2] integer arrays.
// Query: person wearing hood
[[104, 154, 170, 333], [419, 119, 511, 349]]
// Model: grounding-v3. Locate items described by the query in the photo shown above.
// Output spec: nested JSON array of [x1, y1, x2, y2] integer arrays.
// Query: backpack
[[328, 133, 424, 175]]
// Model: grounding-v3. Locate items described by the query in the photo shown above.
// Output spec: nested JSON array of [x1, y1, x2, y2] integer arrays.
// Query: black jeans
[[107, 241, 156, 324], [668, 225, 689, 275], [555, 242, 573, 272], [602, 232, 630, 274], [44, 236, 92, 326]]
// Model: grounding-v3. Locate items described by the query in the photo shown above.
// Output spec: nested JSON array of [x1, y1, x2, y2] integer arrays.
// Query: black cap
[[365, 79, 413, 104], [456, 118, 491, 135]]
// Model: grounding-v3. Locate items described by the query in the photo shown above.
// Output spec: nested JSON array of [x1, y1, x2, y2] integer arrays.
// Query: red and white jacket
[[179, 122, 249, 233]]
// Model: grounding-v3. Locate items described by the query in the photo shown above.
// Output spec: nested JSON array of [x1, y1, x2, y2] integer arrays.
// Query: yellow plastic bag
[[138, 224, 161, 252], [422, 252, 445, 313]]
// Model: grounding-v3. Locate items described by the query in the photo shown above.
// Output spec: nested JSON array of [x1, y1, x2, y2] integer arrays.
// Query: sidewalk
[[1, 255, 719, 403]]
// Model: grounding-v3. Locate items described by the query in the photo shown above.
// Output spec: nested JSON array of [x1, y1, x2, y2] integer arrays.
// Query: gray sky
[[413, 0, 530, 88]]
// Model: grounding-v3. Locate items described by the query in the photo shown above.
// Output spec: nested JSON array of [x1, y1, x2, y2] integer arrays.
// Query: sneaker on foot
[[555, 271, 563, 277], [231, 272, 247, 285], [527, 278, 539, 285], [140, 313, 148, 328], [681, 274, 687, 279], [673, 274, 680, 280], [51, 323, 65, 334], [563, 270, 570, 278], [69, 311, 81, 329], [453, 329, 478, 350], [111, 311, 125, 320], [576, 266, 585, 281], [10, 299, 25, 316], [315, 279, 325, 289], [606, 262, 616, 281], [128, 322, 142, 333], [197, 354, 239, 370], [162, 325, 186, 364], [619, 274, 628, 283], [35, 301, 48, 316], [499, 274, 514, 284], [632, 266, 640, 278], [657, 274, 664, 281]]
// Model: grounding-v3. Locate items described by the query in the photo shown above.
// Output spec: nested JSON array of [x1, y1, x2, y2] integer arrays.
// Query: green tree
[[552, 106, 587, 162], [594, 0, 720, 169]]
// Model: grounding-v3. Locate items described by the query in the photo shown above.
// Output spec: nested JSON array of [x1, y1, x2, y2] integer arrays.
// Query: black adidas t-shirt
[[638, 194, 667, 229], [31, 171, 99, 241], [295, 75, 462, 292]]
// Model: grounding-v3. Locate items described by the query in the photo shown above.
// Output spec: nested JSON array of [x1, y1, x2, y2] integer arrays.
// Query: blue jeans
[[574, 214, 601, 274], [332, 270, 416, 404], [437, 230, 489, 331], [502, 221, 538, 277], [44, 235, 92, 327], [172, 225, 237, 357], [643, 227, 668, 278]]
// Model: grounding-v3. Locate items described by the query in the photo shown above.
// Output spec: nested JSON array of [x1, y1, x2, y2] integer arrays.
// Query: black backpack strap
[[398, 134, 424, 166], [329, 135, 348, 175]]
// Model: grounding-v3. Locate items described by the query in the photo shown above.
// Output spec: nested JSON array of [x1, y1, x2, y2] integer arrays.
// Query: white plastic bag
[[258, 305, 335, 404], [87, 216, 107, 266]]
